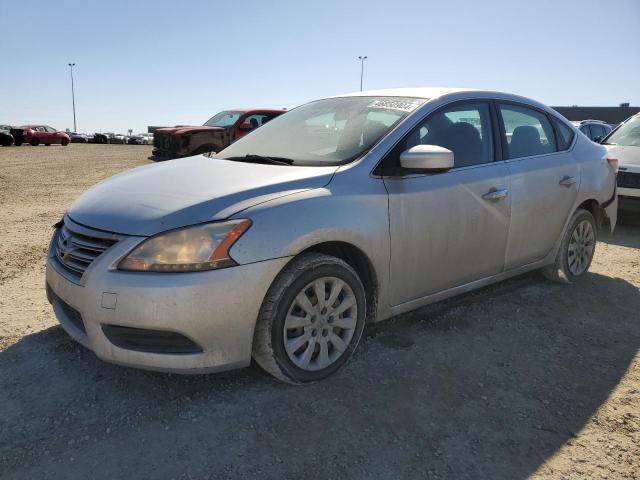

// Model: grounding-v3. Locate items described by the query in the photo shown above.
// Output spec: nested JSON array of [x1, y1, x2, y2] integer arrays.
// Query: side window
[[242, 114, 263, 130], [45, 126, 56, 133], [499, 104, 557, 159], [591, 124, 605, 140], [405, 103, 494, 168], [551, 117, 575, 150], [580, 125, 592, 139]]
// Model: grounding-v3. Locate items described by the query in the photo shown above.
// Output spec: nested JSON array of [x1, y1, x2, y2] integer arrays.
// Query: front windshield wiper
[[223, 154, 295, 166]]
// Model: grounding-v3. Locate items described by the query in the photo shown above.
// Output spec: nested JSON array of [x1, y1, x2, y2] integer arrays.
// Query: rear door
[[498, 103, 579, 269]]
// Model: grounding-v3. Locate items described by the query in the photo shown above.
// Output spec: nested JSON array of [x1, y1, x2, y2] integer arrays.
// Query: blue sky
[[2, 0, 639, 134]]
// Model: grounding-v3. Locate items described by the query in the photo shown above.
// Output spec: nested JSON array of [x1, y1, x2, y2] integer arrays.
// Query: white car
[[602, 113, 640, 212]]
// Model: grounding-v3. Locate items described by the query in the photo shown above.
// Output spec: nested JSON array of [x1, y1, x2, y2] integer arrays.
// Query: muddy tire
[[30, 138, 39, 146], [542, 208, 597, 283], [253, 253, 366, 384]]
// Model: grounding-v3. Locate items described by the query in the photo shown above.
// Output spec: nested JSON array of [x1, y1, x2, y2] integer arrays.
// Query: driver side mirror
[[400, 144, 454, 172], [593, 136, 603, 143]]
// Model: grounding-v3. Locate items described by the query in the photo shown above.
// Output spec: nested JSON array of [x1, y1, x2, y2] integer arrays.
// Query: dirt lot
[[0, 144, 639, 479]]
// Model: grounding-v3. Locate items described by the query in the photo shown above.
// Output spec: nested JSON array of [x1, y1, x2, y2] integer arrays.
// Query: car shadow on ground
[[1, 265, 639, 479]]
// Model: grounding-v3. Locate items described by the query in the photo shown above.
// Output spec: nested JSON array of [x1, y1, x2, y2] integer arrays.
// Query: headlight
[[118, 219, 251, 272]]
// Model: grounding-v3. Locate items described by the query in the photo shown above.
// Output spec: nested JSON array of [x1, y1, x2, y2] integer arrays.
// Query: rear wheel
[[542, 208, 597, 283], [30, 138, 40, 146], [253, 253, 366, 384]]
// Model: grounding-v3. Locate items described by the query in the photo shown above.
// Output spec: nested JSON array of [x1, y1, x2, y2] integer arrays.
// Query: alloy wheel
[[567, 219, 595, 276], [283, 276, 358, 371]]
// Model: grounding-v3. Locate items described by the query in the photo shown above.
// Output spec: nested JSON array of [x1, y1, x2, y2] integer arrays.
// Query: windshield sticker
[[367, 98, 424, 113]]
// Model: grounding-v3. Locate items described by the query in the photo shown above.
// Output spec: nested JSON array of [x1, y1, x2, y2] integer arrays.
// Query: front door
[[383, 101, 511, 306]]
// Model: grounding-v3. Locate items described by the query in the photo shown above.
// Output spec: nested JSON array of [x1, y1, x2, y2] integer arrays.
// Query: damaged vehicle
[[46, 88, 617, 383], [152, 108, 285, 159]]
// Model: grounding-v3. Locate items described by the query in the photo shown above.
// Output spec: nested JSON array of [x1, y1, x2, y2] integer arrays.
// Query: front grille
[[55, 221, 118, 281], [618, 171, 640, 189]]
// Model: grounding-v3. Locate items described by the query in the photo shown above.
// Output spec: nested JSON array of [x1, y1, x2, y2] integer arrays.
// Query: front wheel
[[542, 208, 597, 283], [253, 253, 366, 384], [61, 138, 69, 146], [14, 141, 22, 146], [30, 138, 40, 146]]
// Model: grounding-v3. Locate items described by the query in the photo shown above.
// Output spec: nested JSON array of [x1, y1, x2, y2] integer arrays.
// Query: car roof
[[226, 108, 287, 113], [334, 87, 474, 99]]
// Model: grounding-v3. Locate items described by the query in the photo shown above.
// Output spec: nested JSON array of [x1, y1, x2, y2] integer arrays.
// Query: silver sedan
[[46, 88, 618, 383]]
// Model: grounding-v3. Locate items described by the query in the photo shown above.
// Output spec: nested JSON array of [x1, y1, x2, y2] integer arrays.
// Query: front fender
[[228, 177, 392, 318]]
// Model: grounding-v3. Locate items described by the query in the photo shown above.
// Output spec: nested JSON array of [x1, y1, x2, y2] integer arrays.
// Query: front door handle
[[559, 176, 577, 187], [482, 188, 509, 201]]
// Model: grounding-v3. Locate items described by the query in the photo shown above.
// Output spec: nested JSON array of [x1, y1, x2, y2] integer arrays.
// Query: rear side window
[[551, 117, 575, 150], [499, 104, 557, 159]]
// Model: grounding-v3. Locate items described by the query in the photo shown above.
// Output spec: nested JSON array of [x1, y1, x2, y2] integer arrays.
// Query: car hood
[[606, 145, 640, 166], [155, 126, 225, 136], [67, 156, 338, 236]]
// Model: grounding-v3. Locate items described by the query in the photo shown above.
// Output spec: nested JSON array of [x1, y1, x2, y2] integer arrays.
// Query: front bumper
[[46, 229, 290, 374]]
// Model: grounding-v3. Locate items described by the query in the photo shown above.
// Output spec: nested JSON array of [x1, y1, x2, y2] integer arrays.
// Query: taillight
[[607, 157, 619, 176]]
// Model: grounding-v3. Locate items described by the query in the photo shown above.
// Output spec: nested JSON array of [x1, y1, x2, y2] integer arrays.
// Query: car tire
[[61, 139, 69, 146], [45, 144, 51, 146], [542, 208, 597, 283], [14, 141, 22, 146], [30, 138, 39, 146], [253, 253, 367, 384]]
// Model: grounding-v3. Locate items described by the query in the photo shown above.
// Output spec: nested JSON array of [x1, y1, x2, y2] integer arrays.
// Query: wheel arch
[[297, 241, 379, 324], [576, 198, 603, 228]]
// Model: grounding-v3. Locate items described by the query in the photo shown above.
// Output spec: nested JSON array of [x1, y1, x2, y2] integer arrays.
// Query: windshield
[[603, 115, 640, 147], [217, 96, 426, 165], [204, 111, 243, 128]]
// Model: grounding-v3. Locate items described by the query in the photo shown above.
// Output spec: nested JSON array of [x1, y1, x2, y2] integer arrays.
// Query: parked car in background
[[0, 124, 14, 146], [573, 120, 612, 143], [602, 113, 640, 212], [92, 133, 110, 144], [109, 134, 127, 144], [10, 125, 70, 146], [152, 108, 286, 159], [68, 132, 89, 143], [46, 88, 617, 383], [128, 133, 152, 145]]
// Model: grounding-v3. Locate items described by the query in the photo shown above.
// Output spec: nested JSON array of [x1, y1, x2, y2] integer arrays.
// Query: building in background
[[552, 103, 640, 126]]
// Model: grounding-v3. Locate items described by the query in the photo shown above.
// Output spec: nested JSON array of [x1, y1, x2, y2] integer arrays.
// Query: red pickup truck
[[152, 108, 286, 159], [11, 125, 70, 146]]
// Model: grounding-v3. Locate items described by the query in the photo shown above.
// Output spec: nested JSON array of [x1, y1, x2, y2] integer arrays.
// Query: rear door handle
[[482, 188, 509, 201], [559, 176, 577, 187]]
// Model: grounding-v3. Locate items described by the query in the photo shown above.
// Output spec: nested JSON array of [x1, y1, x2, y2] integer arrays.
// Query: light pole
[[358, 55, 367, 91], [68, 63, 77, 132]]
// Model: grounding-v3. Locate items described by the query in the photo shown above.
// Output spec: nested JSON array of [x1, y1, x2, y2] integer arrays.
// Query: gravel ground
[[0, 144, 639, 479]]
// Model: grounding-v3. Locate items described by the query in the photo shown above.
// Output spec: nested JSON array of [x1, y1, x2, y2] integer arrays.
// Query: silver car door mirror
[[399, 144, 454, 172]]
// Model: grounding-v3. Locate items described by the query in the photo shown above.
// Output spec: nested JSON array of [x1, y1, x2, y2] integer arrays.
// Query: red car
[[152, 109, 286, 159], [11, 125, 70, 146]]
